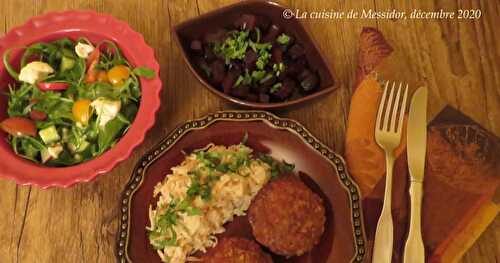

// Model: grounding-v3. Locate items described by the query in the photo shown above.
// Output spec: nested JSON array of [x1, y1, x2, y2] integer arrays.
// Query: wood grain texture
[[0, 0, 497, 263]]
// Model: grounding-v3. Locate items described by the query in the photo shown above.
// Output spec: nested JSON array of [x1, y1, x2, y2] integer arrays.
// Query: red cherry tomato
[[37, 82, 70, 91], [85, 49, 101, 83], [0, 117, 37, 137], [86, 48, 100, 68], [107, 65, 130, 86], [30, 110, 47, 121]]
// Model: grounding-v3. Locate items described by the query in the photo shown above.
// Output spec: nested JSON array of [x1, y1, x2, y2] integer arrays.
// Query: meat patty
[[248, 175, 326, 256], [201, 237, 273, 263]]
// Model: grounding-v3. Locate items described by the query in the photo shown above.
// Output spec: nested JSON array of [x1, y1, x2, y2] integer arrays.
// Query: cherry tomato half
[[85, 49, 101, 83], [72, 99, 92, 125], [107, 65, 130, 86], [85, 60, 99, 83], [37, 82, 70, 91], [97, 70, 108, 83], [30, 110, 47, 121], [86, 48, 100, 68], [0, 117, 37, 137]]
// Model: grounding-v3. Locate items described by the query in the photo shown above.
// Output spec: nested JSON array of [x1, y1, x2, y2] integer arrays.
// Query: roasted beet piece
[[244, 49, 258, 70], [195, 57, 211, 77], [255, 16, 271, 31], [284, 59, 305, 76], [210, 60, 226, 85], [273, 78, 295, 100], [231, 85, 250, 99], [203, 45, 216, 62], [260, 75, 277, 87], [234, 14, 257, 30], [271, 47, 283, 63], [298, 70, 319, 92], [222, 68, 241, 94], [203, 29, 227, 44], [259, 93, 270, 103], [288, 43, 305, 60], [229, 60, 243, 72], [263, 24, 281, 43], [190, 40, 202, 51]]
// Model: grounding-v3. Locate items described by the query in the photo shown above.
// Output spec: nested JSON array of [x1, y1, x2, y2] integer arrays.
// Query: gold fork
[[372, 81, 409, 263]]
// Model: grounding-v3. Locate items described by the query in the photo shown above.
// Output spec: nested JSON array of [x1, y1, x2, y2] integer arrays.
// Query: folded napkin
[[345, 27, 500, 263]]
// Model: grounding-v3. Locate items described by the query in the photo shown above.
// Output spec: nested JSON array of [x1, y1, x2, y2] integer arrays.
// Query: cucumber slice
[[68, 140, 90, 153], [39, 126, 60, 145], [61, 56, 75, 71]]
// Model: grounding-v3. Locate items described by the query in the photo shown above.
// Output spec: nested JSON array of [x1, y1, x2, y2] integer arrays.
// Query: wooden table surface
[[0, 0, 498, 262]]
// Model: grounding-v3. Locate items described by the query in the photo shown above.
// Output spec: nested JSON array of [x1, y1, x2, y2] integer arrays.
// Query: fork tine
[[389, 82, 403, 132], [376, 81, 389, 130], [383, 82, 396, 131], [396, 84, 409, 134]]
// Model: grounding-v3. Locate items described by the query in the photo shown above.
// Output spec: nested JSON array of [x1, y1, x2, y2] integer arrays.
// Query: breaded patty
[[201, 237, 273, 263], [248, 176, 326, 256]]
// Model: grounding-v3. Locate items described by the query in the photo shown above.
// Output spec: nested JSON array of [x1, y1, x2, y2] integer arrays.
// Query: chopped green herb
[[259, 153, 295, 178], [241, 132, 249, 145], [276, 33, 291, 45], [259, 73, 274, 84], [213, 30, 250, 65], [255, 50, 271, 70], [255, 27, 261, 43], [251, 70, 266, 81], [272, 62, 286, 76], [270, 83, 282, 94], [234, 75, 244, 87]]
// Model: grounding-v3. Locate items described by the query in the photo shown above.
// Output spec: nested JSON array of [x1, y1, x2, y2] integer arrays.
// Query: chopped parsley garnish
[[276, 33, 291, 45], [214, 30, 250, 65], [272, 62, 285, 76], [251, 70, 266, 81], [270, 82, 282, 94]]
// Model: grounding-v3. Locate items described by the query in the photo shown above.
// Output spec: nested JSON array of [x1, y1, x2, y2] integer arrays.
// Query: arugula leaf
[[133, 67, 155, 78], [97, 117, 126, 154]]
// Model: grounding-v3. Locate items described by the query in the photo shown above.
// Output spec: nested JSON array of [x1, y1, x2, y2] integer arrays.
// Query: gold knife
[[404, 87, 428, 263]]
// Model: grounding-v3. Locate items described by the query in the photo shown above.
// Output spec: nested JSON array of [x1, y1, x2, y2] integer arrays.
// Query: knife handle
[[403, 181, 425, 263]]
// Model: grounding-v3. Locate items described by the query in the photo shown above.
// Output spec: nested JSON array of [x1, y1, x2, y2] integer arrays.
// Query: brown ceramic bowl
[[116, 111, 366, 263], [173, 0, 336, 109]]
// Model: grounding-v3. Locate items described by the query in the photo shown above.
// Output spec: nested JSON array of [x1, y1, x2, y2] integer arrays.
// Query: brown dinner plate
[[116, 111, 366, 263]]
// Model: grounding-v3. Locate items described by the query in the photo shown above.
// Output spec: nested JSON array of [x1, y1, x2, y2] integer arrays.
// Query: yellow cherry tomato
[[97, 70, 109, 83], [107, 65, 130, 86], [72, 99, 92, 125]]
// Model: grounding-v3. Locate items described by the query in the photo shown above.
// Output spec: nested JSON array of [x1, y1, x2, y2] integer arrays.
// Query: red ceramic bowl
[[0, 11, 162, 188]]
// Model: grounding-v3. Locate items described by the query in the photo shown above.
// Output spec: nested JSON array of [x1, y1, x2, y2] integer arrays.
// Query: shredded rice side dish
[[147, 143, 273, 263]]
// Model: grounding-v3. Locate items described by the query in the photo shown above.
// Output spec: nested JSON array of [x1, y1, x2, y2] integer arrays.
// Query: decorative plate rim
[[115, 110, 366, 263]]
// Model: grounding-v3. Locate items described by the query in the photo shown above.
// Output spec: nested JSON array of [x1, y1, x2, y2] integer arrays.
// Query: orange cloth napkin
[[344, 27, 499, 263]]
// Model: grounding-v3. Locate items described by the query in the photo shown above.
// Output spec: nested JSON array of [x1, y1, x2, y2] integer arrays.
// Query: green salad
[[0, 38, 154, 166]]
